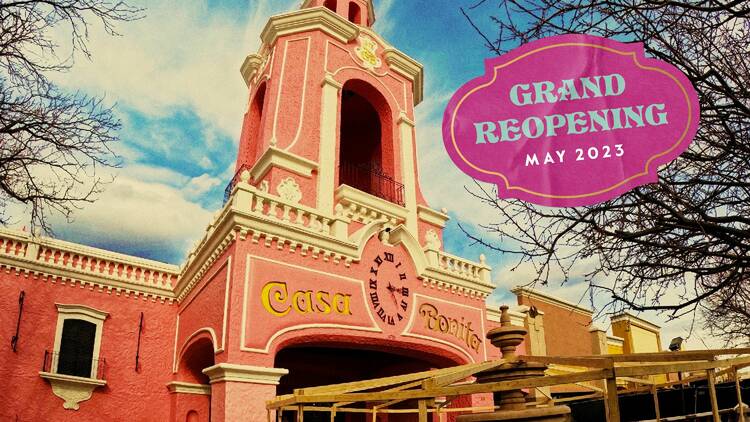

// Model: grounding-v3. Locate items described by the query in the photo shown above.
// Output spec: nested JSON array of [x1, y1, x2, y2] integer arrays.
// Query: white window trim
[[51, 303, 108, 379]]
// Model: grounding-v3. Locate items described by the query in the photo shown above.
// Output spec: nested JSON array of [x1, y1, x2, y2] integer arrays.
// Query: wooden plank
[[651, 385, 661, 422], [736, 367, 746, 422], [418, 399, 428, 422], [553, 392, 603, 404], [606, 377, 621, 422], [616, 355, 750, 378], [423, 359, 505, 388], [619, 376, 654, 385], [520, 355, 614, 368], [564, 348, 750, 363], [293, 368, 613, 404], [615, 348, 750, 362], [294, 361, 492, 396], [707, 369, 720, 422]]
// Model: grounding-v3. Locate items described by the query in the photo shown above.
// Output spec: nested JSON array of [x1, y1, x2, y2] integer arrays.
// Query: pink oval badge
[[443, 34, 700, 207]]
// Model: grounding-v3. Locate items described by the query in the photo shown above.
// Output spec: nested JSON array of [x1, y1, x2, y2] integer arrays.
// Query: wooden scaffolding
[[267, 348, 750, 421]]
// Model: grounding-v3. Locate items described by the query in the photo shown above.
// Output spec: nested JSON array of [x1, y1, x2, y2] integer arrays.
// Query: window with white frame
[[51, 304, 108, 379]]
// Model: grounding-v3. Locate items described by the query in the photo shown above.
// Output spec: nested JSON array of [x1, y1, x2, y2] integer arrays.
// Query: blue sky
[[28, 0, 711, 346]]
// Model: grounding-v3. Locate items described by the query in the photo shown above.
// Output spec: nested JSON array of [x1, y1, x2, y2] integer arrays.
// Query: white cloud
[[54, 0, 298, 141], [52, 176, 213, 263], [183, 173, 224, 200]]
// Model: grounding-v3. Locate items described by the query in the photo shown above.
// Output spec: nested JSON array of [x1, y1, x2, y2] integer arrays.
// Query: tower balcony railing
[[339, 162, 405, 207], [224, 163, 252, 204]]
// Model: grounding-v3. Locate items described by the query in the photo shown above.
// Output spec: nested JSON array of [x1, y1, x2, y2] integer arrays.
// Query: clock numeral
[[397, 313, 403, 321], [376, 307, 386, 322], [384, 252, 394, 262], [370, 292, 380, 307], [387, 315, 395, 326], [401, 300, 408, 311], [395, 262, 402, 268], [370, 266, 378, 276], [374, 256, 383, 266], [401, 287, 409, 297], [369, 279, 377, 290], [399, 273, 407, 280]]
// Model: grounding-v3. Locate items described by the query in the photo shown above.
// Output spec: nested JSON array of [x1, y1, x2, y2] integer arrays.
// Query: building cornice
[[202, 363, 288, 385], [511, 286, 593, 316], [417, 205, 450, 228], [240, 53, 265, 87], [611, 312, 661, 333], [166, 381, 211, 395], [335, 184, 408, 225], [383, 46, 424, 105], [0, 228, 177, 302], [249, 146, 318, 182], [260, 7, 359, 46]]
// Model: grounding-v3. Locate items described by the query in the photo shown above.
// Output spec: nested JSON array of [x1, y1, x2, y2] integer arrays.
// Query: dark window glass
[[57, 319, 96, 378]]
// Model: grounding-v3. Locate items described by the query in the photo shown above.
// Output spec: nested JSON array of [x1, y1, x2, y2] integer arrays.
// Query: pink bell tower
[[234, 0, 429, 237]]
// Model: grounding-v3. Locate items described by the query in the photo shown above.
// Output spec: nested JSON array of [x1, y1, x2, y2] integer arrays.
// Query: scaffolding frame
[[266, 348, 750, 422]]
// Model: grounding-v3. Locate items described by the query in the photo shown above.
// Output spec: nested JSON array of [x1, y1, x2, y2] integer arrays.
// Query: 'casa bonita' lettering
[[261, 281, 352, 317], [419, 303, 482, 353]]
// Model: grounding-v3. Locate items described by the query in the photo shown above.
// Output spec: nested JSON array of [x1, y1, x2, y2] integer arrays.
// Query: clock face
[[368, 252, 410, 327]]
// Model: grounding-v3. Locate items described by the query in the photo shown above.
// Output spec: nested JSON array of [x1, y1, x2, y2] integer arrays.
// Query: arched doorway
[[338, 79, 401, 205], [173, 335, 216, 422], [275, 344, 460, 422]]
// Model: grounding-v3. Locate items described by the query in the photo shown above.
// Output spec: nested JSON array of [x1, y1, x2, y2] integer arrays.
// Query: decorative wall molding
[[610, 312, 662, 333], [260, 7, 358, 46], [0, 228, 177, 303], [250, 146, 318, 182], [335, 184, 408, 226], [202, 363, 289, 385], [277, 177, 303, 203], [512, 286, 593, 316], [39, 372, 106, 410], [166, 381, 211, 396], [417, 205, 450, 228]]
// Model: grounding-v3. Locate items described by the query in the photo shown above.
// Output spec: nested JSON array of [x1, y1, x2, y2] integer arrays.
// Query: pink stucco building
[[0, 1, 662, 421]]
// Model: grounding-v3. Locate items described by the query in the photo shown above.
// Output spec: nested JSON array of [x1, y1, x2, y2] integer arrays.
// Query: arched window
[[49, 304, 108, 379], [338, 79, 401, 205], [323, 0, 337, 12], [348, 2, 361, 25], [186, 411, 199, 422]]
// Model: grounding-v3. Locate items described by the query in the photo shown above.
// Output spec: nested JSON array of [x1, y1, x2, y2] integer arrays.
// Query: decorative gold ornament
[[355, 35, 382, 70]]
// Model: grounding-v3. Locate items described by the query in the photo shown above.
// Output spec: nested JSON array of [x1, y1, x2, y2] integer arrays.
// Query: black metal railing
[[223, 163, 252, 204], [42, 349, 106, 380], [339, 162, 405, 206]]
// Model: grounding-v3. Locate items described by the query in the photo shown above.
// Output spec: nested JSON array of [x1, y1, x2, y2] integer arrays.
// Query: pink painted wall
[[0, 269, 176, 421]]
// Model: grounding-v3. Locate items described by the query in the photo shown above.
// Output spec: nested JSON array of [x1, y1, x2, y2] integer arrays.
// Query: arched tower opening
[[179, 336, 215, 385], [236, 81, 267, 171], [338, 79, 401, 204], [348, 2, 362, 25], [323, 0, 337, 13]]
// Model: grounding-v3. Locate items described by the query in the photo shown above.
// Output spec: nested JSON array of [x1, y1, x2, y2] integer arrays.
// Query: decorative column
[[317, 73, 342, 213], [398, 112, 418, 234], [457, 306, 571, 422], [202, 363, 288, 422]]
